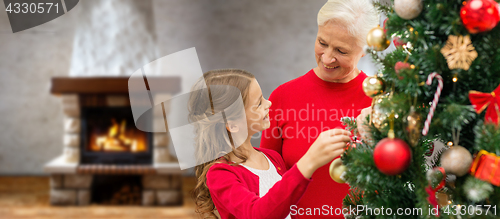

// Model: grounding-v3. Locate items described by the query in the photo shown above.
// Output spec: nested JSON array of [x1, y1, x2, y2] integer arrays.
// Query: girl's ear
[[226, 121, 240, 133]]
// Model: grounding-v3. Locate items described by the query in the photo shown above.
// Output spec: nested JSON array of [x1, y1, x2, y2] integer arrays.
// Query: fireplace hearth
[[44, 77, 184, 206], [91, 175, 143, 205]]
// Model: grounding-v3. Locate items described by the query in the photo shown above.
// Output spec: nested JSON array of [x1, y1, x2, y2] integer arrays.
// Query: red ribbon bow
[[469, 84, 500, 124]]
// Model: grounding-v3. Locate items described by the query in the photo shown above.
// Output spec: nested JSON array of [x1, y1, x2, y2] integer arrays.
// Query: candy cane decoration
[[422, 72, 443, 136]]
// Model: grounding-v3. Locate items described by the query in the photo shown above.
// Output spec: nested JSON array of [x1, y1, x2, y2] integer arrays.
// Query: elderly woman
[[260, 0, 378, 218]]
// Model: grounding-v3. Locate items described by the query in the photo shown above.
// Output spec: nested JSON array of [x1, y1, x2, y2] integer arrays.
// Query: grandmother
[[260, 0, 379, 218]]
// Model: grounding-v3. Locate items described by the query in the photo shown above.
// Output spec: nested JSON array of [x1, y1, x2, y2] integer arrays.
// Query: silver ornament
[[440, 146, 473, 176], [395, 0, 423, 20]]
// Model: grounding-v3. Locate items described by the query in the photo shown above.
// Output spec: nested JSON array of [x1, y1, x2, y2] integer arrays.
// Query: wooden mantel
[[50, 77, 182, 94]]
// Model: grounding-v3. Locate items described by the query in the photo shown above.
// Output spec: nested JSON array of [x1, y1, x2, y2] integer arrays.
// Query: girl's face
[[313, 21, 365, 83], [245, 79, 272, 135]]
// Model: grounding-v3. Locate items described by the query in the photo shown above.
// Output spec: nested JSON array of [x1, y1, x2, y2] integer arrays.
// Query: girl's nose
[[266, 100, 272, 109]]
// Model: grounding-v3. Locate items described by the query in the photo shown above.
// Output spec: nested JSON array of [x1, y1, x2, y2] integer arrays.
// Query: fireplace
[[44, 77, 184, 206], [91, 175, 143, 205], [81, 107, 152, 165]]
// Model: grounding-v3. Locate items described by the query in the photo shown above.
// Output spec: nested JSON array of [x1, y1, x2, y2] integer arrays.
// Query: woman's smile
[[323, 64, 339, 70]]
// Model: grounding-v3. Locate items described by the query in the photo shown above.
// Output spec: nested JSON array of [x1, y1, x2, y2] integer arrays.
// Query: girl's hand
[[296, 129, 351, 179]]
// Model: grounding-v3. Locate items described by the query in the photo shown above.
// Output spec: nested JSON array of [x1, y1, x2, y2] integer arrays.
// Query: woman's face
[[313, 21, 365, 83], [245, 79, 272, 135]]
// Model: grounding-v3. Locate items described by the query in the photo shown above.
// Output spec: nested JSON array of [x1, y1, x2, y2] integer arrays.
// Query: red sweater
[[260, 69, 372, 218], [206, 147, 311, 219]]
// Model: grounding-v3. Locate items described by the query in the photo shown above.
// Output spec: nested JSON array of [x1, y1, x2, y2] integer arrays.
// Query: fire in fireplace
[[90, 118, 147, 153], [81, 106, 152, 165]]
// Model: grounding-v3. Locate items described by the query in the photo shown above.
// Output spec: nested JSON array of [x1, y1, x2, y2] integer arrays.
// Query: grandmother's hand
[[356, 107, 373, 142]]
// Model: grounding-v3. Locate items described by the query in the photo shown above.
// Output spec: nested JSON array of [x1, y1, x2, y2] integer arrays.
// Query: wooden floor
[[0, 176, 199, 219]]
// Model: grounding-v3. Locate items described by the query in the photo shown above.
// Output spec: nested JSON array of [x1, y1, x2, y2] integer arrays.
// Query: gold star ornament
[[440, 35, 478, 71]]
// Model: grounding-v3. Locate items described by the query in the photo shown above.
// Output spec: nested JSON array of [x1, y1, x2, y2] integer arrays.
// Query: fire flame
[[90, 118, 146, 152]]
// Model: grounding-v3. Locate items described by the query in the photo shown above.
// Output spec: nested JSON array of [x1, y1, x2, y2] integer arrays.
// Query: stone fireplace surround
[[44, 77, 185, 206]]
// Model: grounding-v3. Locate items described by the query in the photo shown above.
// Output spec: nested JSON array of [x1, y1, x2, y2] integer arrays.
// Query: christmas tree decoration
[[345, 137, 362, 149], [469, 84, 500, 125], [395, 61, 412, 80], [374, 138, 412, 175], [440, 146, 473, 176], [371, 96, 391, 130], [460, 0, 500, 34], [425, 141, 435, 156], [470, 150, 500, 186], [404, 25, 418, 41], [436, 3, 445, 11], [394, 61, 411, 73], [362, 76, 385, 98], [382, 18, 389, 33], [403, 106, 422, 146], [341, 0, 500, 214], [425, 167, 446, 215], [440, 35, 478, 71], [392, 37, 406, 48], [374, 112, 412, 176], [366, 25, 390, 51], [341, 117, 361, 140], [463, 177, 494, 202], [329, 158, 347, 184], [422, 73, 443, 136], [436, 191, 451, 207], [426, 167, 446, 187], [394, 0, 423, 20]]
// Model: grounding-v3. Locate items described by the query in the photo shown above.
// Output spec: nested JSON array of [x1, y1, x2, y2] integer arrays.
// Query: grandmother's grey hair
[[318, 0, 379, 47]]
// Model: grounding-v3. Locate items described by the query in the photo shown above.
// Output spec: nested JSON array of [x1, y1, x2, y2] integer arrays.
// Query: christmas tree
[[332, 0, 500, 218]]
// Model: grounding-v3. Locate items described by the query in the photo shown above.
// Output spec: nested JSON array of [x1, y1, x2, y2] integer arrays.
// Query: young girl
[[191, 69, 351, 219]]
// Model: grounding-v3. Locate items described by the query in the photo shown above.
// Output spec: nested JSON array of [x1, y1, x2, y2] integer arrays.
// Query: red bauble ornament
[[460, 0, 500, 34], [395, 61, 411, 73], [395, 61, 411, 80], [373, 138, 412, 175]]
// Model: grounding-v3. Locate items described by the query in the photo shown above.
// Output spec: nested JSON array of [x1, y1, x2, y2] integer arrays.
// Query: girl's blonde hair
[[190, 69, 255, 219]]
